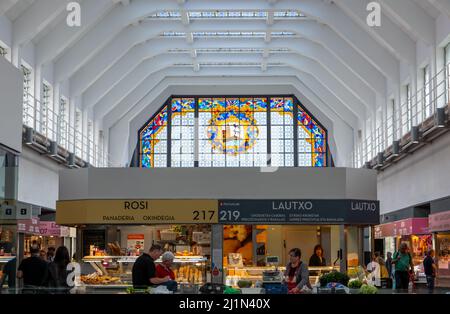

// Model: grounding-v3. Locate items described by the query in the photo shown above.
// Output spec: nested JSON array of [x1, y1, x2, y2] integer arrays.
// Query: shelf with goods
[[254, 225, 268, 266], [80, 255, 209, 288]]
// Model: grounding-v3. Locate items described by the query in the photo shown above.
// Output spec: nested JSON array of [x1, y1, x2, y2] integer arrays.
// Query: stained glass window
[[138, 96, 328, 168], [270, 97, 294, 167], [139, 106, 168, 167], [171, 98, 195, 167]]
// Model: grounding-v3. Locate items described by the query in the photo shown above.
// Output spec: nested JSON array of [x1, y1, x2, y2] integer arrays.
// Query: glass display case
[[224, 265, 339, 288], [80, 255, 209, 289]]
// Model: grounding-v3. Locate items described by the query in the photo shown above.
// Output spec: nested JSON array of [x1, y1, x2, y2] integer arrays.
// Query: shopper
[[47, 246, 71, 294], [155, 251, 178, 292], [423, 249, 437, 293], [0, 248, 17, 290], [132, 244, 168, 289], [386, 252, 393, 279], [39, 250, 47, 261], [284, 248, 311, 294], [309, 244, 326, 267], [17, 247, 49, 293], [366, 252, 381, 287], [47, 247, 56, 262], [392, 243, 414, 291]]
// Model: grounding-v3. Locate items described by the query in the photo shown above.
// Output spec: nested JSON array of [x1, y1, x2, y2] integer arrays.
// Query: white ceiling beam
[[53, 0, 396, 84], [90, 54, 366, 121], [186, 32, 194, 43], [181, 10, 190, 25], [74, 38, 381, 111], [427, 0, 450, 18], [267, 11, 274, 25], [0, 0, 19, 15], [35, 0, 114, 67], [68, 21, 386, 98], [379, 0, 436, 45], [102, 69, 357, 133], [12, 0, 66, 63], [336, 0, 416, 65]]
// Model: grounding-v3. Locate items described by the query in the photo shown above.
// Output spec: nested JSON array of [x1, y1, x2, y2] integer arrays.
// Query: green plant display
[[348, 279, 363, 289], [359, 284, 378, 294], [319, 271, 350, 287]]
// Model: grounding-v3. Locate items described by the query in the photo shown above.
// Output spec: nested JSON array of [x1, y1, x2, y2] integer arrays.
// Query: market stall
[[428, 210, 450, 284], [375, 217, 431, 284], [56, 199, 218, 293]]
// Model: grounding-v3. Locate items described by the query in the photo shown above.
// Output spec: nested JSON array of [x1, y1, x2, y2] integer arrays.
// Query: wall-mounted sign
[[374, 218, 429, 238], [218, 199, 379, 225], [56, 199, 218, 225], [429, 210, 450, 232], [17, 218, 40, 234], [0, 201, 33, 220]]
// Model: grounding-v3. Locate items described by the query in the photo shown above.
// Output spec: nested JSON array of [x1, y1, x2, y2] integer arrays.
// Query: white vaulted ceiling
[[1, 0, 449, 166]]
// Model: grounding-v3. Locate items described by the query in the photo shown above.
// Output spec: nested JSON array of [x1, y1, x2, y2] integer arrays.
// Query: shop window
[[139, 96, 328, 168]]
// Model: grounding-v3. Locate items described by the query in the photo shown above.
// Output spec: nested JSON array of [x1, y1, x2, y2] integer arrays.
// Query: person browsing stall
[[309, 244, 326, 267], [392, 243, 414, 291], [132, 244, 168, 289], [156, 251, 178, 292], [284, 248, 311, 294]]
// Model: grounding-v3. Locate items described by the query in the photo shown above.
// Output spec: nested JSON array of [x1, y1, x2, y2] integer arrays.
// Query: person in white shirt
[[366, 252, 381, 287]]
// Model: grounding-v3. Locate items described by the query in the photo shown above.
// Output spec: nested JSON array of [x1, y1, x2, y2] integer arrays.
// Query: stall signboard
[[39, 221, 70, 237], [218, 199, 380, 225], [17, 218, 40, 234], [56, 199, 218, 225], [374, 218, 429, 238], [429, 210, 450, 232]]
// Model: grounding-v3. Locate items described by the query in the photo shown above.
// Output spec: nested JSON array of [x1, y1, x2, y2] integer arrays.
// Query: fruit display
[[319, 271, 350, 287], [80, 273, 121, 285]]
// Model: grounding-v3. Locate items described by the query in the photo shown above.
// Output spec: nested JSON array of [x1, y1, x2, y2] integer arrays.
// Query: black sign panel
[[218, 199, 380, 225]]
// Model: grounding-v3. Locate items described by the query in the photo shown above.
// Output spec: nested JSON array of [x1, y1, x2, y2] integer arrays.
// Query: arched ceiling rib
[[100, 68, 359, 131], [2, 0, 447, 166], [82, 49, 375, 113], [91, 54, 366, 122]]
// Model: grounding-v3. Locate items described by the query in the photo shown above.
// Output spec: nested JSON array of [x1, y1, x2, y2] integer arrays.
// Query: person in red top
[[156, 251, 177, 291]]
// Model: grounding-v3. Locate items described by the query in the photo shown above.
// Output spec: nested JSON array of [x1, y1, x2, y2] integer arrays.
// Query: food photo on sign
[[223, 225, 253, 266]]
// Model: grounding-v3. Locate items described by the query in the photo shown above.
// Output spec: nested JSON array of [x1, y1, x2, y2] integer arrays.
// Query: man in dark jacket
[[17, 247, 49, 293]]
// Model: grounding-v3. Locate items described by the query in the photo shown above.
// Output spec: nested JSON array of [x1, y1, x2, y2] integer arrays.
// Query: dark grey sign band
[[218, 199, 380, 225]]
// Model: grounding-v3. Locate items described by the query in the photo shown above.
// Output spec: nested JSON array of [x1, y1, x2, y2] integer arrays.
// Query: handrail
[[350, 63, 450, 168], [21, 93, 112, 167]]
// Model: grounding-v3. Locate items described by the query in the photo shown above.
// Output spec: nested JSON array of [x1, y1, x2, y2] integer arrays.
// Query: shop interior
[[223, 224, 363, 288], [79, 224, 212, 288]]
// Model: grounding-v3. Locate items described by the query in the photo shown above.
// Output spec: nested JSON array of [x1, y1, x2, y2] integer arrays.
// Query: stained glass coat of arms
[[139, 96, 328, 168]]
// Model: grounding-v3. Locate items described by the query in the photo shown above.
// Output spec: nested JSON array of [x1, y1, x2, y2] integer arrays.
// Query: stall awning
[[429, 210, 450, 232], [17, 218, 72, 237], [375, 217, 429, 238]]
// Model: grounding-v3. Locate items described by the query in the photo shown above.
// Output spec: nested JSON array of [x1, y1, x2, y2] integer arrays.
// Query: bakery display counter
[[80, 255, 209, 289]]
